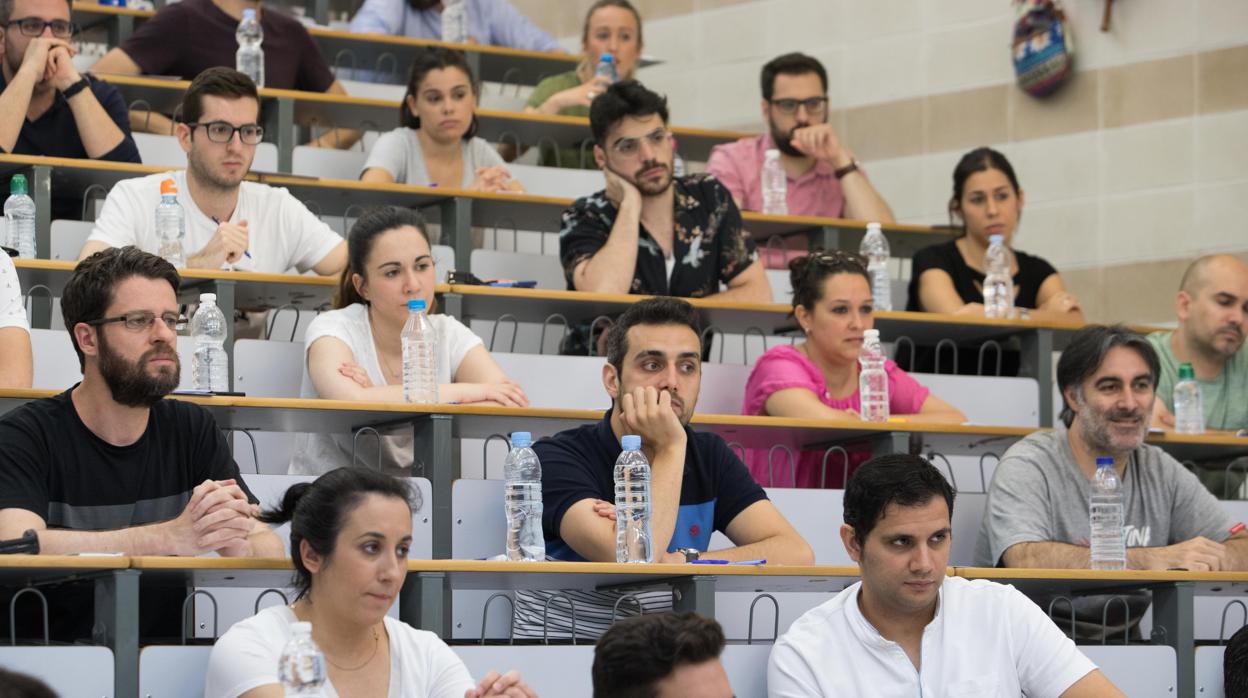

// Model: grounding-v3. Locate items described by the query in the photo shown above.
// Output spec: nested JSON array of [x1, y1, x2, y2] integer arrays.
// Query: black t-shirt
[[0, 388, 256, 642], [534, 410, 768, 561], [905, 239, 1059, 312], [120, 0, 336, 92], [0, 74, 140, 163], [558, 173, 759, 298]]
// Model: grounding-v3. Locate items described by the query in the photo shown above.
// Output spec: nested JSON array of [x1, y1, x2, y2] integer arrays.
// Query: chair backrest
[[453, 478, 504, 560], [915, 373, 1039, 427], [453, 646, 595, 698], [468, 249, 565, 289], [292, 145, 368, 180], [767, 268, 793, 305], [710, 487, 851, 565], [234, 339, 305, 399], [133, 133, 278, 172], [50, 219, 94, 261], [699, 362, 753, 414], [138, 645, 212, 698], [948, 491, 987, 566], [508, 164, 602, 199], [1079, 645, 1176, 697], [30, 328, 81, 390], [721, 644, 774, 698], [0, 646, 114, 697], [490, 353, 610, 410], [1195, 645, 1227, 698]]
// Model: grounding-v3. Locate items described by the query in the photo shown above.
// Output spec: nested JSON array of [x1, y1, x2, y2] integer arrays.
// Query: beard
[[632, 159, 673, 197], [98, 332, 181, 407], [1074, 392, 1149, 456], [187, 148, 247, 191], [768, 118, 807, 158]]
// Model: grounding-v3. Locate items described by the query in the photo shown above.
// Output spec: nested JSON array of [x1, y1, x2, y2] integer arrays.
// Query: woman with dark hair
[[740, 250, 964, 488], [906, 146, 1083, 322], [361, 47, 522, 192], [205, 468, 534, 698], [289, 207, 527, 475]]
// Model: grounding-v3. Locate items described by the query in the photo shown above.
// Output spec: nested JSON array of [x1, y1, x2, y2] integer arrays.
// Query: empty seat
[[0, 646, 114, 697]]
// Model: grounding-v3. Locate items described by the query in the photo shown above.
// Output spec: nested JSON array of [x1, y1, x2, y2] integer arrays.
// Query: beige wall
[[518, 0, 1248, 324]]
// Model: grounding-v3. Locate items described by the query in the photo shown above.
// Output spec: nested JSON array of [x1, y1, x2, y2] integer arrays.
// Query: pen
[[689, 559, 767, 565], [211, 216, 251, 263], [1231, 523, 1245, 536]]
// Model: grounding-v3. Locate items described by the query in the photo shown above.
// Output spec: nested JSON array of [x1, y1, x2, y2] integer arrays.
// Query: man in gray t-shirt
[[977, 325, 1248, 572]]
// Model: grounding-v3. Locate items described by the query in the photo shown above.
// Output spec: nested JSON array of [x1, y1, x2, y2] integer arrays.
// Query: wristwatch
[[677, 547, 700, 562], [59, 76, 91, 100], [833, 159, 860, 179]]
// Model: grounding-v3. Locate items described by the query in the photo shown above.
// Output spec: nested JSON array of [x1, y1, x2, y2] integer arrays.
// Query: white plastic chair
[[133, 133, 278, 172], [50, 219, 93, 261], [138, 646, 212, 698], [292, 145, 368, 180], [0, 646, 114, 697], [29, 328, 81, 390]]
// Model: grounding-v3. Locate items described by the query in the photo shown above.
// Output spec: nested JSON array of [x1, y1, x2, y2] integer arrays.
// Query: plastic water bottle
[[858, 328, 889, 422], [859, 222, 891, 311], [1090, 457, 1125, 570], [761, 149, 787, 215], [155, 178, 186, 268], [614, 435, 653, 564], [190, 292, 229, 392], [401, 298, 438, 404], [235, 8, 264, 87], [441, 0, 468, 43], [4, 175, 36, 259], [595, 52, 618, 83], [671, 137, 686, 178], [983, 234, 1015, 319], [278, 621, 326, 697], [503, 432, 545, 562], [1173, 362, 1205, 435]]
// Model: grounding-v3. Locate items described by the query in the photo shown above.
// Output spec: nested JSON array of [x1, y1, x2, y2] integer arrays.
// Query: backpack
[[1012, 0, 1074, 97]]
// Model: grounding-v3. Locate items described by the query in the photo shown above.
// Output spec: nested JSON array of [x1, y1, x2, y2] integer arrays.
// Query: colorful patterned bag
[[1012, 0, 1074, 97]]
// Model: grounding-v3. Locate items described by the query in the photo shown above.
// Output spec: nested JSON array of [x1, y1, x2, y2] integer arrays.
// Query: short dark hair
[[843, 454, 956, 548], [760, 52, 828, 101], [178, 67, 259, 126], [589, 79, 669, 146], [789, 249, 870, 314], [0, 0, 70, 25], [605, 297, 701, 376], [61, 246, 180, 371], [1056, 324, 1160, 428], [0, 667, 57, 698], [399, 46, 479, 138], [260, 467, 419, 600], [336, 206, 434, 309], [592, 612, 725, 698], [1226, 623, 1248, 696], [949, 147, 1022, 232]]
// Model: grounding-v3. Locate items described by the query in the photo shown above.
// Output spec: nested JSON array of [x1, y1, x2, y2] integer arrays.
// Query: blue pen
[[211, 216, 251, 259]]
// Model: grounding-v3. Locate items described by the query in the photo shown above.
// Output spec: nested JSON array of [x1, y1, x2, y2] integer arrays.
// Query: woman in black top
[[907, 147, 1084, 323]]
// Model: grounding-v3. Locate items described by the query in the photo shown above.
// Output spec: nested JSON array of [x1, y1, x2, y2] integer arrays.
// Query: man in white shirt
[[78, 68, 347, 276], [768, 453, 1122, 698]]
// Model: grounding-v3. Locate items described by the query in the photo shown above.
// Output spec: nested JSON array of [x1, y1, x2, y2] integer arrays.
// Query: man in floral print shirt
[[558, 80, 772, 302]]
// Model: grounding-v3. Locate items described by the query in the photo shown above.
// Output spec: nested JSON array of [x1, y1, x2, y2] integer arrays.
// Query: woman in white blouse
[[0, 252, 32, 388]]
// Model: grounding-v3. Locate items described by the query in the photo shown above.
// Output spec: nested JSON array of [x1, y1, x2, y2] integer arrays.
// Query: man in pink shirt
[[706, 53, 894, 222]]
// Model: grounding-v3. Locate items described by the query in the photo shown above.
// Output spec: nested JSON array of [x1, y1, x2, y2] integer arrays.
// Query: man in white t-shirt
[[78, 68, 346, 276], [768, 454, 1122, 698], [0, 252, 32, 388]]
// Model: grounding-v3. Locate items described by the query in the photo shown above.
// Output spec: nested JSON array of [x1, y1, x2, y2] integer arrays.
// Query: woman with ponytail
[[205, 468, 534, 698], [289, 207, 528, 475]]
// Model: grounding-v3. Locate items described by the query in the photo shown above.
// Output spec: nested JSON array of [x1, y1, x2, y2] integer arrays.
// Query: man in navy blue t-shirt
[[514, 298, 813, 639]]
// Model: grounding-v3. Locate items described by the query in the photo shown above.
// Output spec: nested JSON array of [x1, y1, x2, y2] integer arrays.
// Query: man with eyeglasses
[[0, 246, 281, 641], [80, 67, 347, 275], [0, 0, 138, 162], [560, 79, 771, 302], [706, 52, 893, 221]]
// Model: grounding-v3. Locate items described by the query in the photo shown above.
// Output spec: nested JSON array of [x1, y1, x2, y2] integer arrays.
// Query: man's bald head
[[1179, 254, 1248, 296], [1175, 254, 1248, 361]]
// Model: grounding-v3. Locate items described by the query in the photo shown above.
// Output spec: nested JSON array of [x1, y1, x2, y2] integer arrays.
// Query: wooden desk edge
[[0, 554, 130, 569]]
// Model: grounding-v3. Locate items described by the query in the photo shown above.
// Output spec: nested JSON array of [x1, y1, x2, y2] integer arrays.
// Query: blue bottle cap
[[242, 7, 256, 18], [989, 234, 1004, 245], [600, 53, 614, 63], [1095, 457, 1114, 468], [511, 432, 532, 448], [407, 298, 426, 312], [621, 434, 641, 451]]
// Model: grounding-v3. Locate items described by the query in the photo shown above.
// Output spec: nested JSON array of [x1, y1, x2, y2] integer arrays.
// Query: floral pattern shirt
[[558, 173, 759, 297]]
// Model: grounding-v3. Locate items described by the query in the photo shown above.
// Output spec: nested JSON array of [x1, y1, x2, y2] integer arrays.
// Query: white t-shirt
[[288, 303, 483, 475], [86, 170, 343, 274], [361, 128, 506, 187], [0, 254, 29, 331], [204, 605, 475, 698], [767, 576, 1097, 698]]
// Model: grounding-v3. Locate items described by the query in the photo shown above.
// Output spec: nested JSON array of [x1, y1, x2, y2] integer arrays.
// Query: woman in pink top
[[741, 250, 965, 488]]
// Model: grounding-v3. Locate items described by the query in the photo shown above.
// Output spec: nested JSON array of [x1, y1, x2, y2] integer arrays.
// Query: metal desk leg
[[1018, 328, 1055, 427], [94, 569, 140, 698], [438, 197, 474, 273], [412, 414, 456, 560], [811, 225, 843, 252], [672, 575, 716, 618], [870, 432, 912, 458], [400, 571, 449, 637], [1152, 581, 1195, 698], [270, 97, 295, 175], [108, 14, 134, 46]]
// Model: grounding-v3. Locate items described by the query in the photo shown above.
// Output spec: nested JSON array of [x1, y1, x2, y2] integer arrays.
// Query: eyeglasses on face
[[610, 128, 672, 157], [187, 121, 264, 144], [87, 311, 187, 333], [3, 17, 76, 37], [768, 97, 829, 115]]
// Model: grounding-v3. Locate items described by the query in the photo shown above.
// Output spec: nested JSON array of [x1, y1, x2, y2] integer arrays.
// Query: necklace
[[368, 313, 402, 381], [322, 625, 380, 671]]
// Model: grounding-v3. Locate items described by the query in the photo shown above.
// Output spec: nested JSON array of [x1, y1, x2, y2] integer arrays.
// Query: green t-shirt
[[526, 70, 597, 169], [1148, 330, 1248, 430]]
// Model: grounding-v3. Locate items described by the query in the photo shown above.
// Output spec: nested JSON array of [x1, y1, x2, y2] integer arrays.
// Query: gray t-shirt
[[975, 427, 1233, 567], [361, 128, 505, 187]]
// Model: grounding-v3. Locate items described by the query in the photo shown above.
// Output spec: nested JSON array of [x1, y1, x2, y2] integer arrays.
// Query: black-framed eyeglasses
[[187, 121, 264, 144], [610, 127, 671, 157], [769, 97, 829, 115], [3, 17, 76, 38], [87, 311, 186, 333]]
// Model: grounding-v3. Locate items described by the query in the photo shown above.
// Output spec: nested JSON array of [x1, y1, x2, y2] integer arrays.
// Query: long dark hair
[[788, 249, 870, 315], [948, 147, 1021, 234], [335, 206, 435, 310], [400, 46, 480, 139], [260, 467, 418, 600]]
